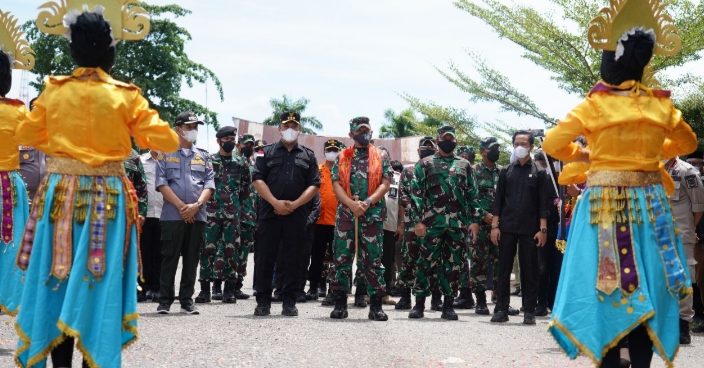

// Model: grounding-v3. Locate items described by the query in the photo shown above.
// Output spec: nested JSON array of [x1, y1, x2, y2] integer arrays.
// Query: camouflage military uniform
[[410, 153, 479, 297], [467, 161, 501, 292], [330, 147, 393, 296], [201, 153, 253, 282], [124, 149, 147, 217], [397, 165, 420, 289], [238, 162, 256, 284]]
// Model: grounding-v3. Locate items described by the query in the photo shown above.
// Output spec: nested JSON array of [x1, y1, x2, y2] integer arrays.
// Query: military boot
[[453, 288, 475, 309], [321, 289, 334, 306], [354, 287, 368, 308], [474, 291, 490, 315], [680, 318, 691, 344], [430, 290, 442, 311], [222, 280, 237, 303], [395, 287, 412, 310], [408, 296, 426, 319], [441, 296, 459, 320], [195, 281, 211, 303], [330, 292, 349, 319], [212, 280, 223, 300], [368, 294, 389, 321], [234, 281, 250, 300]]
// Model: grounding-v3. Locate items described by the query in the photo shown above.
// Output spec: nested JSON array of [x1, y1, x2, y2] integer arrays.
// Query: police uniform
[[155, 112, 215, 312], [18, 145, 47, 200], [252, 112, 320, 316]]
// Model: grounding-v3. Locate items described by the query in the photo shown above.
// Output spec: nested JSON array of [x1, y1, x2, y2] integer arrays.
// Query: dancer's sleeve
[[15, 94, 48, 150], [542, 100, 593, 162], [662, 107, 697, 159], [128, 92, 179, 153]]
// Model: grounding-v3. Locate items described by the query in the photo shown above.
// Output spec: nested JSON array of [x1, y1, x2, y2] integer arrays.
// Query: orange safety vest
[[316, 163, 338, 226]]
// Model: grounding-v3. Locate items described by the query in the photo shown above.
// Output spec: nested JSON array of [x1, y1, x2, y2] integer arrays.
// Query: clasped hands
[[414, 222, 479, 240], [179, 202, 200, 224], [273, 199, 299, 216], [348, 199, 370, 218]]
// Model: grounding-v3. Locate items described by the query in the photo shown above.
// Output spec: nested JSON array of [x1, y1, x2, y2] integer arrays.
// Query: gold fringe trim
[[47, 158, 125, 177], [644, 324, 676, 368], [15, 321, 68, 368], [587, 170, 661, 187], [0, 302, 17, 317]]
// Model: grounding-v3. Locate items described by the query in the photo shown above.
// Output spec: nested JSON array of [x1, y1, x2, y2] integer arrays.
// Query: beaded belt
[[47, 157, 126, 176], [587, 170, 661, 187]]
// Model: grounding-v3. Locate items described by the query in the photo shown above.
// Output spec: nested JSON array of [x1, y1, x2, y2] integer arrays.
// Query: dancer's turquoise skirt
[[548, 184, 691, 367], [0, 171, 29, 315], [15, 172, 138, 368]]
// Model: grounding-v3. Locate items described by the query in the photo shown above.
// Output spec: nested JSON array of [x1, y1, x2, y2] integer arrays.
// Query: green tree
[[676, 80, 704, 150], [379, 108, 419, 138], [23, 3, 224, 129], [262, 95, 323, 135]]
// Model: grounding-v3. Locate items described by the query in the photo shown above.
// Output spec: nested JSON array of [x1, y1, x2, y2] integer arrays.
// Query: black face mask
[[241, 147, 253, 158], [419, 148, 436, 159], [221, 141, 236, 153], [353, 132, 371, 147], [437, 140, 457, 154], [487, 150, 500, 163]]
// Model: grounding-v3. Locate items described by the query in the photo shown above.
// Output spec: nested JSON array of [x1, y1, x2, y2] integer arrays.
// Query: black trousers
[[308, 224, 335, 289], [497, 232, 538, 314], [255, 216, 309, 304], [382, 230, 398, 291], [601, 325, 653, 367], [139, 217, 162, 291], [538, 235, 563, 309], [50, 338, 89, 368], [158, 221, 205, 306]]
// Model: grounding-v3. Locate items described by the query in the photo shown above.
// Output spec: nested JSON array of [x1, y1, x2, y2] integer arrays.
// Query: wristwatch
[[197, 200, 203, 208], [540, 227, 547, 234], [365, 198, 373, 206]]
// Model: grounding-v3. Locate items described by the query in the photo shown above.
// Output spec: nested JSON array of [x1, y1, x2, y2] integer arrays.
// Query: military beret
[[241, 134, 255, 144], [324, 139, 344, 150], [480, 137, 500, 149], [175, 111, 205, 126], [688, 151, 704, 160], [350, 117, 371, 131], [216, 126, 237, 139], [437, 125, 456, 138], [280, 112, 300, 124]]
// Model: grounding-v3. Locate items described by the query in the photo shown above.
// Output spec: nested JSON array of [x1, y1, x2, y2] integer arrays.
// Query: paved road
[[1, 255, 701, 367]]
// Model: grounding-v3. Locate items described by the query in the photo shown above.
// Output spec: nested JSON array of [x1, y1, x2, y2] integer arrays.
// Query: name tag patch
[[191, 160, 206, 166], [166, 157, 180, 163]]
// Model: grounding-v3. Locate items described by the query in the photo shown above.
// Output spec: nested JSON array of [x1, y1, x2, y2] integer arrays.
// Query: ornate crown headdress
[[587, 0, 681, 87], [0, 8, 35, 70], [36, 0, 150, 41]]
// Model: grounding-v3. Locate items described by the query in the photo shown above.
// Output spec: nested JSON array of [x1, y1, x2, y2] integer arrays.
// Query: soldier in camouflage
[[394, 136, 437, 310], [409, 125, 480, 320], [197, 126, 254, 304], [452, 145, 478, 310], [329, 117, 392, 321], [235, 134, 257, 299], [464, 137, 502, 314], [458, 145, 476, 166], [125, 148, 149, 301]]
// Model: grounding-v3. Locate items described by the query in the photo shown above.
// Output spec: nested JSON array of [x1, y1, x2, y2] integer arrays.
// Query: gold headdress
[[0, 8, 35, 70], [36, 0, 150, 41], [587, 0, 681, 87]]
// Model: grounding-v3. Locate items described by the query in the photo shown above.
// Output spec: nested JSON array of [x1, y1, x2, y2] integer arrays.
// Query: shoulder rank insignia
[[685, 174, 699, 189]]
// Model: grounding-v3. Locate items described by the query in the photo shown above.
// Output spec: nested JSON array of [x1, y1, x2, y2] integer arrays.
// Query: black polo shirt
[[252, 140, 321, 220], [492, 158, 550, 235]]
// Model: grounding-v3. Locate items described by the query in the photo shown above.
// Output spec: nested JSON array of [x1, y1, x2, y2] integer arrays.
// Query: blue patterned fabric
[[0, 171, 29, 315]]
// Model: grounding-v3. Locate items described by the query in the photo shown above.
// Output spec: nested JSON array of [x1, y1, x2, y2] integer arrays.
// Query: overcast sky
[[6, 0, 703, 151]]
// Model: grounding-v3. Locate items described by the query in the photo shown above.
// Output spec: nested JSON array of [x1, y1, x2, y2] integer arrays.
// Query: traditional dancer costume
[[543, 1, 696, 366], [13, 2, 177, 367], [0, 8, 34, 316]]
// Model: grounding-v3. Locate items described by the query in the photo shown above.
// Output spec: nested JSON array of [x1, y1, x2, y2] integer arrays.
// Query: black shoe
[[408, 297, 426, 319], [234, 289, 250, 300], [692, 323, 704, 333], [475, 292, 490, 315], [195, 281, 211, 303], [535, 305, 549, 317], [523, 312, 536, 325], [156, 303, 170, 314], [330, 292, 349, 319], [452, 288, 475, 309], [395, 288, 412, 310], [297, 294, 307, 303], [272, 292, 283, 302], [321, 290, 335, 306], [680, 318, 691, 344], [507, 306, 520, 316], [151, 289, 160, 302], [368, 294, 389, 321], [391, 285, 403, 297], [254, 304, 271, 316], [430, 291, 442, 311], [510, 288, 521, 296], [137, 290, 147, 302], [441, 297, 459, 320], [222, 280, 237, 303], [354, 292, 368, 308], [317, 285, 327, 298], [212, 280, 223, 301], [491, 311, 509, 322], [180, 302, 199, 315], [306, 288, 319, 301], [282, 302, 299, 317]]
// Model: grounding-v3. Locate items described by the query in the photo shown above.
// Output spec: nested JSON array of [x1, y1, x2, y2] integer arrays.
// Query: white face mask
[[325, 151, 340, 162], [281, 128, 300, 143], [180, 128, 198, 143], [514, 146, 530, 159]]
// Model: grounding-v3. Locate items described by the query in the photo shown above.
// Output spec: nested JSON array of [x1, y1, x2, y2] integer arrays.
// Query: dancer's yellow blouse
[[15, 68, 178, 166], [543, 80, 697, 193], [0, 99, 28, 171]]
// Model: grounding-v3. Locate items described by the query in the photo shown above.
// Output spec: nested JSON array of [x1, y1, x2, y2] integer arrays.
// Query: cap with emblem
[[324, 139, 343, 150], [350, 117, 371, 132], [437, 125, 456, 139], [280, 112, 300, 124], [175, 111, 205, 126], [254, 139, 267, 150], [241, 134, 255, 144], [215, 126, 237, 139], [457, 146, 475, 155], [480, 137, 500, 150], [419, 136, 435, 147]]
